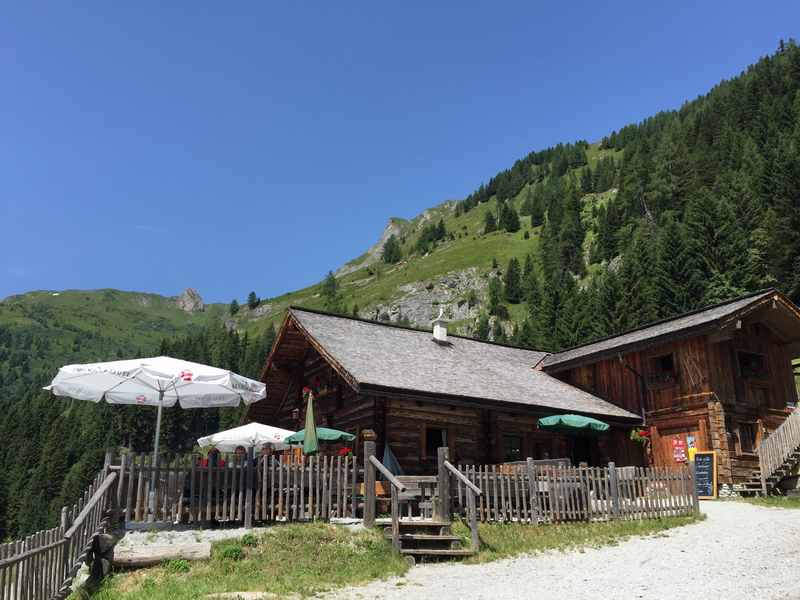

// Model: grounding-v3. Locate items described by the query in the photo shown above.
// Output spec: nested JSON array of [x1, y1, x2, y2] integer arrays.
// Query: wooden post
[[437, 446, 450, 522], [244, 447, 254, 528], [607, 462, 620, 518], [364, 438, 376, 528], [390, 484, 400, 552], [688, 461, 700, 514], [467, 490, 479, 551]]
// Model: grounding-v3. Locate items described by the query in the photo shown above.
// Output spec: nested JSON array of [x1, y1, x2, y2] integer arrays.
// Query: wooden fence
[[758, 407, 800, 493], [454, 460, 698, 524], [0, 469, 118, 600], [118, 452, 359, 526]]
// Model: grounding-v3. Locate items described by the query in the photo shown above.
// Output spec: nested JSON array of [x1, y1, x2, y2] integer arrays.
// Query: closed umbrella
[[302, 391, 319, 455], [197, 423, 294, 452]]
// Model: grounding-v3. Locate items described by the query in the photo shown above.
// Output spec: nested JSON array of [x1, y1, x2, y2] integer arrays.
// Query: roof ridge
[[288, 305, 549, 354], [548, 287, 776, 359]]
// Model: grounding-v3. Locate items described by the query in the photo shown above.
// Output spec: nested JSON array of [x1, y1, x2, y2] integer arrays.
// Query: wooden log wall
[[454, 462, 697, 524]]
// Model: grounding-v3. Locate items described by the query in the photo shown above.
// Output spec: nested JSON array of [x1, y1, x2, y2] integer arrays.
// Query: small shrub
[[240, 533, 258, 547], [164, 558, 191, 573], [218, 543, 244, 561]]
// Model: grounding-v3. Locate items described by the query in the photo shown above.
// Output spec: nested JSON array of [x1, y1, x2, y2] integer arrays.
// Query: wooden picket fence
[[118, 453, 359, 526], [0, 469, 118, 600], [454, 461, 698, 524]]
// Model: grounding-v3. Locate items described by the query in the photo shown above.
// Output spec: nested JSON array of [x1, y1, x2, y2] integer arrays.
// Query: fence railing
[[0, 469, 118, 600], [453, 460, 698, 524], [117, 452, 359, 526], [758, 407, 800, 493]]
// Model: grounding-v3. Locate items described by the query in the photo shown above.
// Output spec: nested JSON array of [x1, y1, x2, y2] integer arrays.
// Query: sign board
[[672, 437, 687, 463], [693, 451, 717, 499]]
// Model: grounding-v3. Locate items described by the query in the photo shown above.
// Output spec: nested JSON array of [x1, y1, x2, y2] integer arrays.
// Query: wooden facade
[[545, 293, 800, 486], [247, 311, 643, 474]]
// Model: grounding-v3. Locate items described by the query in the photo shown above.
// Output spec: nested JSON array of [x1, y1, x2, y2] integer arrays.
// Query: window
[[648, 353, 677, 385], [503, 435, 522, 462], [425, 427, 447, 459], [738, 351, 769, 380], [738, 422, 759, 454]]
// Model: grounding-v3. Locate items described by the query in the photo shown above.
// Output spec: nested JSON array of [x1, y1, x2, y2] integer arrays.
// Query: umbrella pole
[[149, 390, 164, 521]]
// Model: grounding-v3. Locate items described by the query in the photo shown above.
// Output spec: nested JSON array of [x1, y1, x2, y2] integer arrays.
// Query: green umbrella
[[302, 391, 319, 455], [537, 414, 610, 434], [285, 427, 356, 445]]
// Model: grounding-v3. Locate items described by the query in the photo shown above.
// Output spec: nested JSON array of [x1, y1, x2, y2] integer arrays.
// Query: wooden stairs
[[738, 448, 800, 496], [737, 409, 800, 497], [385, 520, 474, 563]]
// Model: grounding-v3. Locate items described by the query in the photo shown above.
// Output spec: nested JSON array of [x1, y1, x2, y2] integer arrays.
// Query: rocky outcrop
[[335, 219, 405, 277], [367, 267, 490, 331], [175, 288, 204, 313]]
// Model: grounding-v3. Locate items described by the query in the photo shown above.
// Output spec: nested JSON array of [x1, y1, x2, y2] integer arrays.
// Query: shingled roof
[[288, 308, 640, 422], [543, 289, 783, 372]]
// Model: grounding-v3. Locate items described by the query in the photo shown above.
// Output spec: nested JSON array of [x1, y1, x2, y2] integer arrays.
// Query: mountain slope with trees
[[2, 41, 800, 539]]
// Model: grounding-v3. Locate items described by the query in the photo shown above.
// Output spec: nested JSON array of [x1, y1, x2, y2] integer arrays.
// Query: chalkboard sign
[[693, 451, 717, 499]]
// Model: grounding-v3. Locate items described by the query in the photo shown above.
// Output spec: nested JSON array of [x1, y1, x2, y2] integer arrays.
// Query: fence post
[[437, 446, 450, 522], [364, 440, 376, 528], [244, 447, 255, 528], [688, 461, 700, 514], [607, 462, 620, 518], [526, 458, 540, 524]]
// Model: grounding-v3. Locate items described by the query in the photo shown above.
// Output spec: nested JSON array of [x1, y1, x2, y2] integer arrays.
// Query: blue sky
[[1, 2, 798, 303]]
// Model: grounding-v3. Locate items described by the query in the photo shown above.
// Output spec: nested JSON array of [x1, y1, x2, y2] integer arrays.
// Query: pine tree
[[580, 166, 593, 194], [654, 217, 690, 318], [487, 277, 507, 318], [499, 202, 521, 233], [247, 291, 259, 310], [229, 299, 239, 316], [321, 271, 344, 314], [491, 319, 506, 343], [474, 313, 490, 341], [381, 234, 402, 264], [504, 258, 522, 303], [483, 211, 497, 234]]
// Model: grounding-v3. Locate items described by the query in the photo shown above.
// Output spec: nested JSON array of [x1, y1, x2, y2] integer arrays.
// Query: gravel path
[[321, 502, 800, 600]]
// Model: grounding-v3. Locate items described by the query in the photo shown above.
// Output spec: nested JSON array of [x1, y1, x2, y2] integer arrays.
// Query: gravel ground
[[321, 501, 800, 600]]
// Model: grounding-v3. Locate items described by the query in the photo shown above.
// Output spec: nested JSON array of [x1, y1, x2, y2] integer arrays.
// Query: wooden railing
[[116, 451, 359, 526], [369, 455, 406, 551], [453, 460, 698, 524], [444, 460, 481, 551], [757, 407, 800, 494], [0, 469, 118, 600]]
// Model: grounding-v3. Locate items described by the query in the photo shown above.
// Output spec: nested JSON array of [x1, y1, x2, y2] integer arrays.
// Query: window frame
[[502, 434, 523, 463], [737, 421, 760, 455], [736, 351, 770, 381], [422, 425, 449, 460], [646, 352, 679, 388]]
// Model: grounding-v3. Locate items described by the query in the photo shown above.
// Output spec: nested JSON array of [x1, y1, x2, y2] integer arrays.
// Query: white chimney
[[432, 307, 448, 344]]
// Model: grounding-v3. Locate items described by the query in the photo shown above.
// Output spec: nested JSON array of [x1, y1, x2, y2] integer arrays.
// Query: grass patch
[[89, 523, 408, 599], [451, 514, 703, 564], [739, 495, 800, 509]]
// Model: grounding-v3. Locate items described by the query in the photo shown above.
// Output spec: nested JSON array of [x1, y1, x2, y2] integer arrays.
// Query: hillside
[[3, 40, 800, 540]]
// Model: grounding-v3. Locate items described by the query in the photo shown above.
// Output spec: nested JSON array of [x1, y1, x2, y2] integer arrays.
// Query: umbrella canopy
[[285, 427, 356, 444], [45, 356, 265, 408], [303, 392, 319, 455], [197, 423, 294, 452], [537, 414, 610, 434]]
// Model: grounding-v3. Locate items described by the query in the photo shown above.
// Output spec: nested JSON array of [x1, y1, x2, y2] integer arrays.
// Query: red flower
[[337, 447, 353, 456]]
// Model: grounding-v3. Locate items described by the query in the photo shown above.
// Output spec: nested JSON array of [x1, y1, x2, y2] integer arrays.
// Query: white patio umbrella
[[44, 356, 267, 466], [197, 422, 295, 452]]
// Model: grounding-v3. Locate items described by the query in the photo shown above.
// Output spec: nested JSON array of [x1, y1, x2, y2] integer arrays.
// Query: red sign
[[180, 370, 194, 382], [672, 437, 687, 463]]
